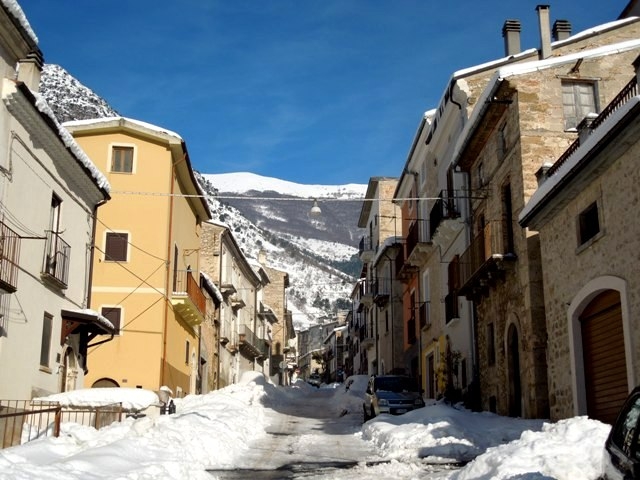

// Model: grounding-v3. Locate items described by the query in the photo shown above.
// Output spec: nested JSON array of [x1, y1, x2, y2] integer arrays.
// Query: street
[[206, 387, 458, 479]]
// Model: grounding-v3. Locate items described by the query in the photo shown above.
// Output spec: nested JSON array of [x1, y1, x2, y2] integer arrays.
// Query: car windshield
[[374, 377, 419, 393]]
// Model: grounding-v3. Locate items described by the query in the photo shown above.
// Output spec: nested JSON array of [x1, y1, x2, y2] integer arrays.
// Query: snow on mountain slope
[[203, 172, 367, 199]]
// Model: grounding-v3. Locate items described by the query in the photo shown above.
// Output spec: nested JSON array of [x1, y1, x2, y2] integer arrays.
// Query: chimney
[[258, 249, 267, 265], [16, 51, 44, 92], [536, 5, 552, 59], [552, 19, 572, 41], [502, 20, 522, 56]]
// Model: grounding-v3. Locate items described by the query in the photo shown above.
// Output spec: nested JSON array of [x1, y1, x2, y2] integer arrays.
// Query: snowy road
[[206, 387, 456, 479]]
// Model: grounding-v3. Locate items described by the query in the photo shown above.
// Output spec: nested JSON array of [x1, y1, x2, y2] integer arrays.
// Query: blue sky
[[20, 0, 625, 185]]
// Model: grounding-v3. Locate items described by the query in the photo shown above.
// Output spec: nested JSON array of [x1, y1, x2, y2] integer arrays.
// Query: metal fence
[[0, 400, 123, 449]]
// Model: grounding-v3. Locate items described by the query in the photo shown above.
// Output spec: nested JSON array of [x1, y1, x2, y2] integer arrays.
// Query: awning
[[60, 309, 116, 374], [60, 309, 115, 343]]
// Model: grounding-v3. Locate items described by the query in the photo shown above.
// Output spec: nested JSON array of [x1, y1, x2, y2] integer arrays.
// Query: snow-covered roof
[[452, 38, 640, 168], [200, 271, 223, 303], [1, 0, 38, 44], [63, 116, 183, 142], [519, 95, 640, 225], [4, 81, 111, 195]]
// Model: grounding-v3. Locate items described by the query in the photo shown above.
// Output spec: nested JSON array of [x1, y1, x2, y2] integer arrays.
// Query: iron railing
[[547, 76, 638, 177], [459, 221, 507, 289], [42, 230, 70, 287], [0, 220, 20, 293], [430, 190, 461, 238], [0, 400, 123, 449]]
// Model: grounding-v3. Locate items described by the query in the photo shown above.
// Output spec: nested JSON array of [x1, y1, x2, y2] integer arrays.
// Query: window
[[502, 183, 515, 254], [101, 307, 122, 334], [562, 81, 597, 130], [487, 322, 496, 366], [611, 394, 640, 458], [105, 232, 128, 261], [111, 146, 134, 173], [40, 313, 53, 368], [385, 311, 389, 333], [185, 340, 190, 365], [578, 202, 600, 246]]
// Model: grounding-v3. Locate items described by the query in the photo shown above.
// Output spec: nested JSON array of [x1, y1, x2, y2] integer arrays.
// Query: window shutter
[[105, 233, 128, 261], [101, 307, 121, 333]]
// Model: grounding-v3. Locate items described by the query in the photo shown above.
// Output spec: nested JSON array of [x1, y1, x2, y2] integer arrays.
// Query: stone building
[[453, 20, 640, 418], [519, 57, 640, 423]]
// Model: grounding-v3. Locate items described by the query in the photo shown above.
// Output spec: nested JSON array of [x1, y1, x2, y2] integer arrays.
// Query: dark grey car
[[363, 375, 425, 421], [602, 386, 640, 479]]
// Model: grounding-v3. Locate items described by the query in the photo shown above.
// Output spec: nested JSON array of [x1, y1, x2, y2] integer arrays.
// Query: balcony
[[230, 295, 246, 311], [405, 220, 433, 267], [358, 235, 374, 262], [358, 280, 373, 307], [359, 324, 374, 349], [171, 270, 206, 327], [372, 278, 391, 307], [0, 221, 20, 293], [395, 242, 417, 282], [239, 324, 267, 358], [459, 221, 516, 299], [41, 230, 70, 289], [430, 190, 463, 245]]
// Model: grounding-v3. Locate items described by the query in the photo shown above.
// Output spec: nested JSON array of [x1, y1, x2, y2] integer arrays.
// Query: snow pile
[[34, 387, 158, 411], [362, 402, 545, 463], [452, 416, 610, 480]]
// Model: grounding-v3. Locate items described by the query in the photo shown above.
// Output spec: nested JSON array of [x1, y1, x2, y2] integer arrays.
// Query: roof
[[3, 80, 111, 200], [63, 116, 211, 220]]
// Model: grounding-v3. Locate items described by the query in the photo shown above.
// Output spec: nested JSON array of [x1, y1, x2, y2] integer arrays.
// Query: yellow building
[[64, 117, 212, 396]]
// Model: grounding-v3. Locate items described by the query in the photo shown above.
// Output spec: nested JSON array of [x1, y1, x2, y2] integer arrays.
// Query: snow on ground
[[0, 373, 611, 480]]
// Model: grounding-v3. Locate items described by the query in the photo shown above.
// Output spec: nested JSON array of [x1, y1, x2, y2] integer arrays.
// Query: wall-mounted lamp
[[309, 199, 322, 216]]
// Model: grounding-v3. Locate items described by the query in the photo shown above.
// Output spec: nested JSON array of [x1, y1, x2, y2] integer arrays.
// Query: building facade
[[520, 58, 640, 423], [64, 117, 211, 397], [0, 2, 113, 399]]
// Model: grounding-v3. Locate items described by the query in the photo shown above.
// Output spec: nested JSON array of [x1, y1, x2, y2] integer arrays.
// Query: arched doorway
[[92, 378, 119, 388], [580, 289, 627, 424], [507, 323, 522, 417]]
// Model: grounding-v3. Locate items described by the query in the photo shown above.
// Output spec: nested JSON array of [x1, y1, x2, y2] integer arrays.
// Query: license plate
[[396, 409, 407, 414]]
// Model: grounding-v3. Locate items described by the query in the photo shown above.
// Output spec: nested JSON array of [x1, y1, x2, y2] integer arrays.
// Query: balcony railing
[[430, 190, 461, 238], [459, 221, 515, 297], [239, 324, 267, 358], [42, 230, 70, 288], [406, 220, 429, 256], [547, 76, 638, 177], [0, 221, 20, 293], [372, 278, 391, 306], [358, 234, 373, 260], [172, 270, 206, 326]]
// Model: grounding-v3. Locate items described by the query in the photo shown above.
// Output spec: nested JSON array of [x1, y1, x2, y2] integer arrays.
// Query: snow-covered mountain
[[39, 64, 366, 331]]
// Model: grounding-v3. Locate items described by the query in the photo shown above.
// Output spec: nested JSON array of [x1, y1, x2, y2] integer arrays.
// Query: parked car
[[602, 386, 640, 479], [307, 373, 321, 388], [363, 375, 425, 421]]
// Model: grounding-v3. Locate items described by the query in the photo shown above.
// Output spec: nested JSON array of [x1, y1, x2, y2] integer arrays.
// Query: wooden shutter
[[105, 233, 128, 261]]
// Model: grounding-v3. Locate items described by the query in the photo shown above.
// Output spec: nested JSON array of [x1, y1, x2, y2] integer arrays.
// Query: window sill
[[576, 228, 605, 255], [39, 366, 52, 374]]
